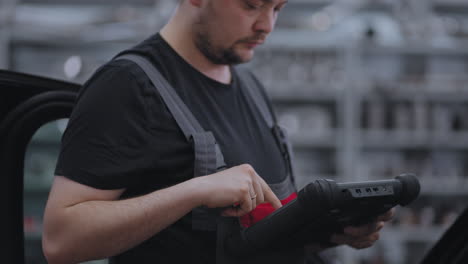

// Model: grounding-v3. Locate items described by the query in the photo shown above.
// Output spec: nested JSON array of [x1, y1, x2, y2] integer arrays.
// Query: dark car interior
[[0, 70, 79, 263]]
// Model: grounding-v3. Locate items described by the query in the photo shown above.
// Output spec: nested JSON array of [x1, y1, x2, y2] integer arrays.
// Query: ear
[[189, 0, 203, 7]]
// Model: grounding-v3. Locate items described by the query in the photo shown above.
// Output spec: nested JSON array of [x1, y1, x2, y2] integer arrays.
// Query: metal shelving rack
[[4, 0, 468, 264], [0, 0, 18, 69], [250, 1, 468, 263]]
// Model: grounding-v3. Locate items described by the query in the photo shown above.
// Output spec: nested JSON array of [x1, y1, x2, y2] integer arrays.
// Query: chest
[[165, 73, 287, 181]]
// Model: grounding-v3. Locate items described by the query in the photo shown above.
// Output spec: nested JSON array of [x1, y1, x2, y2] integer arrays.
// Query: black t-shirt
[[55, 33, 288, 263]]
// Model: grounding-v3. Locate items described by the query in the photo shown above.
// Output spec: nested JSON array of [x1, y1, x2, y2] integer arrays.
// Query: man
[[42, 0, 393, 263]]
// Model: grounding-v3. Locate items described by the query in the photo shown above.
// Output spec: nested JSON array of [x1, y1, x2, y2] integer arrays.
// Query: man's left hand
[[330, 209, 395, 249]]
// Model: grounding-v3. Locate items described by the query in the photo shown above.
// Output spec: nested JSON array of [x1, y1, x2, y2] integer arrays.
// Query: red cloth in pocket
[[240, 192, 297, 227]]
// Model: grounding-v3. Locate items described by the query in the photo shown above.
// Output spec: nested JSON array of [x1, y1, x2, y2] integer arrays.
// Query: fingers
[[348, 239, 377, 250], [377, 208, 395, 222], [250, 175, 264, 207], [342, 208, 394, 237], [240, 186, 254, 214], [351, 231, 380, 249], [331, 220, 387, 250], [261, 182, 282, 209], [211, 164, 282, 217], [344, 221, 384, 237], [252, 171, 282, 209], [220, 165, 282, 217], [331, 231, 380, 249], [244, 165, 281, 210]]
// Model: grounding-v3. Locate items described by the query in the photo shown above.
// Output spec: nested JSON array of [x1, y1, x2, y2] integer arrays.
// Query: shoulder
[[234, 66, 270, 98], [85, 59, 148, 90], [234, 66, 265, 91], [75, 56, 163, 111], [234, 65, 256, 80], [70, 58, 158, 131]]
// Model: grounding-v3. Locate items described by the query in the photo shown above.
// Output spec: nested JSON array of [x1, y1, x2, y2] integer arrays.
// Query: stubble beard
[[195, 29, 248, 65], [193, 7, 250, 66]]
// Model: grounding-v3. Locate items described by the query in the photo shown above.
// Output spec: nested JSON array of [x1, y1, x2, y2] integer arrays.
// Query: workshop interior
[[1, 0, 468, 263]]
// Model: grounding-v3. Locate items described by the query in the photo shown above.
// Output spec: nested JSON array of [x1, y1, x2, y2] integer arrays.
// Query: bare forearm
[[43, 178, 204, 264], [43, 164, 283, 264]]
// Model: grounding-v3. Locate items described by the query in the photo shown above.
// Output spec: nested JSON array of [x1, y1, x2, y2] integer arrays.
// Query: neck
[[160, 12, 232, 84]]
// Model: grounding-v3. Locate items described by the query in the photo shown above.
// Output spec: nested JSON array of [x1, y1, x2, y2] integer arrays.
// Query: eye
[[274, 2, 287, 12], [246, 3, 258, 9], [244, 0, 262, 10]]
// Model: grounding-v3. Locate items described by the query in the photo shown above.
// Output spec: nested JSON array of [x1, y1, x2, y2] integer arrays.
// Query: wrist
[[183, 176, 210, 208]]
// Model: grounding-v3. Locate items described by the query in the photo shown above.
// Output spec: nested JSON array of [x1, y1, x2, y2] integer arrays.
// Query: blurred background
[[2, 0, 468, 263]]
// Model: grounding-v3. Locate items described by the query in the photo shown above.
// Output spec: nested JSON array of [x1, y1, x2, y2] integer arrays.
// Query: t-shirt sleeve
[[55, 61, 157, 190]]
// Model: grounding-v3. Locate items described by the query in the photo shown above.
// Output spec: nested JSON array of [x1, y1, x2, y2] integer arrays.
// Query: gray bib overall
[[115, 54, 307, 264]]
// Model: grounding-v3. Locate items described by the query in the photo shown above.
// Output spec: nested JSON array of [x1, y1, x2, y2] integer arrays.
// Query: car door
[[0, 69, 79, 264], [419, 206, 468, 264]]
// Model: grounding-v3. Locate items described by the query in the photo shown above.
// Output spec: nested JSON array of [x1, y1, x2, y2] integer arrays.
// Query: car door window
[[24, 119, 108, 264]]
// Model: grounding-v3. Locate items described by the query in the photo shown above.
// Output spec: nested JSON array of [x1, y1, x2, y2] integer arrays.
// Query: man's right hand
[[42, 164, 280, 263], [196, 164, 282, 217]]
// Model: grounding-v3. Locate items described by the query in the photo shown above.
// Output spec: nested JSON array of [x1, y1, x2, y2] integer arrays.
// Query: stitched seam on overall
[[203, 135, 208, 176]]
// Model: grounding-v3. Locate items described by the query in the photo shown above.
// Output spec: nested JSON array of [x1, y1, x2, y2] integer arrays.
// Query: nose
[[253, 9, 276, 34]]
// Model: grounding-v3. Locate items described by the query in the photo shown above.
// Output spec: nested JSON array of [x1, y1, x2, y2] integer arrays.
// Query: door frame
[[0, 70, 79, 263]]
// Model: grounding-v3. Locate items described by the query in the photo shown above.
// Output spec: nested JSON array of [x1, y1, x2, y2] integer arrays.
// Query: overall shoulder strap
[[236, 68, 275, 128], [114, 53, 226, 172], [115, 53, 226, 231], [237, 68, 297, 183], [115, 53, 204, 139]]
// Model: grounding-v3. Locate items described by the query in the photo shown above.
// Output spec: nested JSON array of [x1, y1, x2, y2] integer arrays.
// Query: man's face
[[193, 0, 288, 65]]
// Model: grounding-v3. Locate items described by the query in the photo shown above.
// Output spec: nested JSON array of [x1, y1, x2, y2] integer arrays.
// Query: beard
[[192, 1, 269, 66], [194, 30, 247, 65], [193, 4, 263, 65]]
